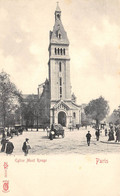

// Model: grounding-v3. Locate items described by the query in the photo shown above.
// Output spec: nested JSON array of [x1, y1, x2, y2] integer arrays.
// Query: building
[[48, 3, 81, 127], [37, 79, 50, 126], [21, 3, 81, 129]]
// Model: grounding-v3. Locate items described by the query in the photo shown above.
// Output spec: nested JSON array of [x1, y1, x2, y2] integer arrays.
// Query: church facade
[[21, 4, 81, 129], [48, 4, 81, 128]]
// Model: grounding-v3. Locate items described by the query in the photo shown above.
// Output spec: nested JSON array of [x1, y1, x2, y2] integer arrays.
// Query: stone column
[[50, 109, 53, 126], [54, 110, 58, 124]]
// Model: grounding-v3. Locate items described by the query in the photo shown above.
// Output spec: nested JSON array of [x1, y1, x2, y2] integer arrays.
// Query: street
[[0, 126, 120, 155]]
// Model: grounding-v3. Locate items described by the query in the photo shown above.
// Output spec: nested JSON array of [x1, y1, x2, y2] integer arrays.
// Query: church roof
[[22, 94, 38, 103], [50, 5, 69, 45], [22, 94, 38, 100], [51, 100, 81, 110], [64, 101, 81, 110], [52, 100, 70, 110]]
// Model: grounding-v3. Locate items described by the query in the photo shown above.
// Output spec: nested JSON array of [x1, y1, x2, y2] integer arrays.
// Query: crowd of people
[[1, 137, 14, 154], [86, 124, 120, 146], [0, 127, 15, 155], [0, 127, 31, 156], [106, 124, 120, 142], [1, 127, 24, 139]]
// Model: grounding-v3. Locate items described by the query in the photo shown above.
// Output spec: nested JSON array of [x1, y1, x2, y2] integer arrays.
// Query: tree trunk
[[36, 115, 38, 131], [3, 114, 6, 128], [96, 119, 99, 129]]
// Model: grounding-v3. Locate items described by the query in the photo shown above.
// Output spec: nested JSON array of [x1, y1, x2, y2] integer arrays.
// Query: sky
[[0, 0, 120, 113]]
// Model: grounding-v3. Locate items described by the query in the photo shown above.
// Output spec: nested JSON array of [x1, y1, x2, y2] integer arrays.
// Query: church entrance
[[58, 111, 66, 127]]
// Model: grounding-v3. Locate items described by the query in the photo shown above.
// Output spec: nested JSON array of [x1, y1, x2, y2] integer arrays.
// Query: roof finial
[[56, 1, 61, 11]]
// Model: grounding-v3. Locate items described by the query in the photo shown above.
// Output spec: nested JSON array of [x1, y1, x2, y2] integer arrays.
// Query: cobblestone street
[[1, 126, 120, 156]]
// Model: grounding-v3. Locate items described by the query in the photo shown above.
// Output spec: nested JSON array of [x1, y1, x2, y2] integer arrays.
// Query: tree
[[20, 95, 37, 129], [106, 111, 118, 124], [106, 105, 120, 125], [0, 71, 21, 127], [113, 106, 120, 118], [84, 96, 110, 127], [81, 112, 92, 127], [20, 79, 50, 130]]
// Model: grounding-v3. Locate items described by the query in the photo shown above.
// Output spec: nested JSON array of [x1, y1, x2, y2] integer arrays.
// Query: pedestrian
[[2, 129, 6, 138], [86, 131, 92, 146], [1, 137, 7, 152], [10, 129, 13, 138], [115, 126, 120, 142], [6, 140, 14, 154], [22, 138, 31, 156], [108, 128, 114, 141], [7, 129, 9, 137], [105, 128, 107, 136], [95, 129, 100, 141]]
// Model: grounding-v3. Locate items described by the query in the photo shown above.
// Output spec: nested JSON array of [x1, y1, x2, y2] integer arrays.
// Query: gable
[[53, 100, 70, 111]]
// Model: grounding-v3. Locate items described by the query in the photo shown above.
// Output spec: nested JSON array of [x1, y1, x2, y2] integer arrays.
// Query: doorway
[[58, 111, 66, 127]]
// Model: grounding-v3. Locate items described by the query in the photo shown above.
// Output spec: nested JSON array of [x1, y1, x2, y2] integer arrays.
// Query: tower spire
[[50, 3, 69, 45], [56, 2, 61, 12]]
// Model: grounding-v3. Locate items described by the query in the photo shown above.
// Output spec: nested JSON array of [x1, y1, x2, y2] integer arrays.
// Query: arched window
[[61, 48, 62, 55], [55, 48, 57, 55], [59, 62, 62, 72], [63, 48, 65, 55], [58, 48, 59, 55], [57, 14, 60, 20], [60, 77, 62, 85], [60, 87, 62, 96], [58, 33, 61, 39], [73, 112, 76, 118]]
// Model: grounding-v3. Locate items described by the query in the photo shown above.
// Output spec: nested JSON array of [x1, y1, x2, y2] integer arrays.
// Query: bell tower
[[48, 3, 81, 127], [48, 3, 71, 106]]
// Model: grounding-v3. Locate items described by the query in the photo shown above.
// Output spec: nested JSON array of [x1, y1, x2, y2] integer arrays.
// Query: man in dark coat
[[1, 137, 7, 152], [86, 131, 92, 146], [115, 126, 120, 142], [22, 138, 31, 156], [108, 128, 114, 141], [6, 140, 14, 154], [2, 129, 6, 138], [95, 129, 100, 141]]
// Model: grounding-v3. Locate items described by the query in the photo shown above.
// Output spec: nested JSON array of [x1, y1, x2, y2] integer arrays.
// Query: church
[[22, 3, 81, 128], [38, 3, 81, 128]]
